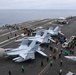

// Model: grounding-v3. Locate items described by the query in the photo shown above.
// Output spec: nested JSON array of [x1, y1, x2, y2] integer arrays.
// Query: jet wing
[[19, 53, 27, 59], [49, 37, 56, 43], [59, 31, 64, 35], [5, 48, 14, 51], [28, 38, 42, 43], [48, 30, 54, 35], [27, 37, 38, 39], [64, 56, 76, 61], [15, 38, 25, 42], [18, 45, 28, 49], [36, 50, 47, 56], [15, 36, 37, 42], [27, 38, 38, 41]]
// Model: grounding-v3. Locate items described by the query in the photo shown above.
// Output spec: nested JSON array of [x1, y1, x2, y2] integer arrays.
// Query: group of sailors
[[40, 34, 76, 75], [6, 26, 76, 75]]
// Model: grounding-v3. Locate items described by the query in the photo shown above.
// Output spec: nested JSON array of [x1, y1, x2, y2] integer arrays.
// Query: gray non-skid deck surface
[[0, 17, 76, 75]]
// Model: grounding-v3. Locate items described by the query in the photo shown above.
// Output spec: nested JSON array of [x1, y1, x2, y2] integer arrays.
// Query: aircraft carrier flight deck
[[0, 17, 76, 75]]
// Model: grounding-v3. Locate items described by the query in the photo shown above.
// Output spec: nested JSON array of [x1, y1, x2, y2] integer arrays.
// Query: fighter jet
[[5, 39, 47, 62], [39, 26, 64, 36], [64, 56, 76, 61], [15, 31, 55, 43], [46, 26, 64, 36]]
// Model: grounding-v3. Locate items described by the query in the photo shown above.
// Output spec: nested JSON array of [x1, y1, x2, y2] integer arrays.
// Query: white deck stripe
[[0, 35, 19, 45], [0, 40, 14, 47], [0, 30, 17, 37]]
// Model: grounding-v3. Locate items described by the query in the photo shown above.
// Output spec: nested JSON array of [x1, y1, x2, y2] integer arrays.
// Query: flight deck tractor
[[62, 36, 76, 48]]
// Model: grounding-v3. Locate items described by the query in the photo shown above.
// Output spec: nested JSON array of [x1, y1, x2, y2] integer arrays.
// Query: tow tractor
[[62, 35, 76, 48]]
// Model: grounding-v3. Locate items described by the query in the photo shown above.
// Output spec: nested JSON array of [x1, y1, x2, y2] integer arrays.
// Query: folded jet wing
[[5, 40, 47, 62], [64, 56, 76, 61], [19, 53, 28, 59], [36, 50, 47, 56]]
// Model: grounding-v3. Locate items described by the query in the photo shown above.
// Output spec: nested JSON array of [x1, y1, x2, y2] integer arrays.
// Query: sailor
[[8, 36, 9, 39], [60, 60, 62, 66], [49, 54, 52, 59], [21, 65, 24, 73], [46, 57, 49, 62], [59, 69, 62, 75], [10, 32, 12, 35], [72, 50, 74, 54], [8, 70, 11, 75], [53, 55, 56, 60], [53, 48, 56, 53], [60, 49, 63, 54], [59, 52, 61, 58], [50, 46, 53, 51], [50, 60, 53, 67], [70, 48, 72, 54], [16, 37, 18, 40], [56, 39, 59, 45], [15, 33, 17, 36], [41, 61, 44, 67]]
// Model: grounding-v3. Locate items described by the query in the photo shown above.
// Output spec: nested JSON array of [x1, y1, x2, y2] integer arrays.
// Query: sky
[[0, 0, 76, 9]]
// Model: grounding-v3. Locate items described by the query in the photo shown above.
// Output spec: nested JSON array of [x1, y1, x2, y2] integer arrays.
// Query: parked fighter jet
[[38, 26, 64, 36], [27, 32, 55, 43], [15, 31, 55, 43], [46, 26, 64, 36], [5, 40, 47, 62], [65, 56, 76, 61]]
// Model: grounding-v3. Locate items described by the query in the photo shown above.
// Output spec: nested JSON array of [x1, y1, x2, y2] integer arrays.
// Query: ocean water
[[0, 9, 76, 26]]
